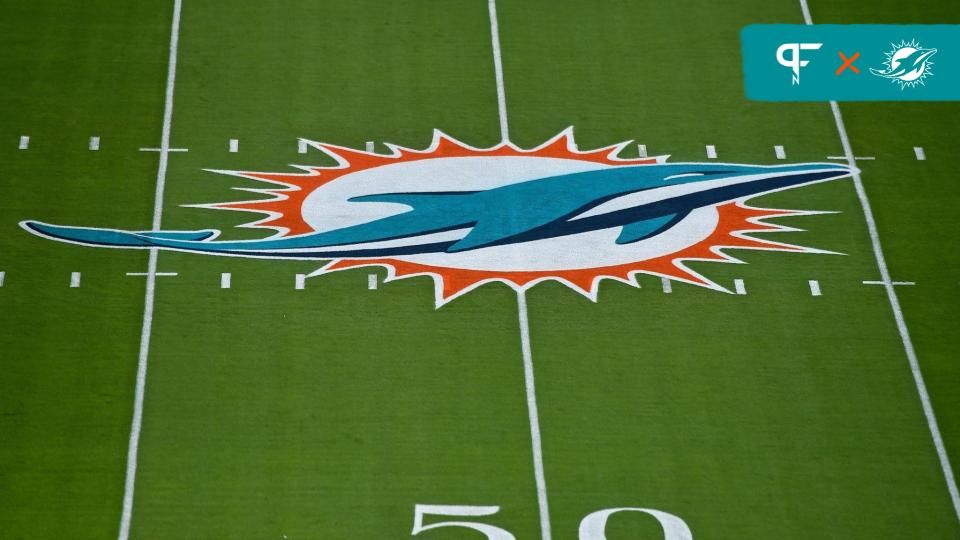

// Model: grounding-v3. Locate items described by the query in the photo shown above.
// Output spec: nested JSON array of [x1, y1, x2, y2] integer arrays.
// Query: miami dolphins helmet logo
[[870, 39, 937, 89], [23, 129, 853, 306]]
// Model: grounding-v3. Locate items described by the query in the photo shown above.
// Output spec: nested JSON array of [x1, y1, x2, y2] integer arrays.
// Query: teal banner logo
[[742, 25, 960, 101]]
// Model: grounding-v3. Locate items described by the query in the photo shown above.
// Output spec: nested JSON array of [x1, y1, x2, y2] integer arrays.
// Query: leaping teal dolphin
[[870, 46, 937, 82], [22, 162, 853, 259]]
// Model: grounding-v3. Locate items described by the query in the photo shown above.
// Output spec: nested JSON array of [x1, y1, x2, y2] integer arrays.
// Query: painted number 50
[[412, 504, 692, 539]]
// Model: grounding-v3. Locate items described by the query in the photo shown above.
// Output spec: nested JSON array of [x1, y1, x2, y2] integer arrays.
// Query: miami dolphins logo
[[23, 129, 853, 306], [870, 39, 937, 89]]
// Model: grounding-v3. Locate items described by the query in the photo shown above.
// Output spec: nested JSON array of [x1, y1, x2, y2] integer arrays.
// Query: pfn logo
[[776, 42, 823, 84]]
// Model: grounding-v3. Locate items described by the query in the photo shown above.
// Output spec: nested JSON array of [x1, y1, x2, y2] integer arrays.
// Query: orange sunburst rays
[[196, 129, 835, 307]]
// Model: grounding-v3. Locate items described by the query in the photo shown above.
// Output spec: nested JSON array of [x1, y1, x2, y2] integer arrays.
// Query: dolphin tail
[[21, 221, 219, 248]]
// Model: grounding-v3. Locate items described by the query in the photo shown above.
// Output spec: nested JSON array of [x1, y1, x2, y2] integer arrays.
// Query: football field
[[2, 0, 960, 538]]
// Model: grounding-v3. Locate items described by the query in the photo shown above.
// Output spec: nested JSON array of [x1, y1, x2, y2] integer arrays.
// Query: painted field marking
[[863, 280, 915, 286], [488, 3, 549, 538], [0, 271, 4, 287], [733, 278, 747, 295], [488, 0, 509, 142], [808, 279, 822, 296], [637, 144, 648, 158], [126, 272, 178, 278], [365, 141, 375, 153], [799, 0, 960, 526], [661, 277, 672, 294], [706, 145, 717, 159], [297, 139, 308, 154], [517, 291, 553, 540], [229, 138, 238, 153], [295, 273, 306, 290], [18, 136, 29, 150], [70, 272, 81, 288], [827, 155, 874, 161], [775, 145, 786, 160], [139, 147, 187, 152], [914, 146, 926, 161], [367, 273, 378, 290], [89, 136, 101, 151], [119, 0, 183, 538], [220, 272, 231, 289]]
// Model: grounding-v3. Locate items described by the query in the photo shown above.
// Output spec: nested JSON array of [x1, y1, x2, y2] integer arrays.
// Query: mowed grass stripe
[[500, 0, 960, 537], [128, 1, 540, 538], [0, 1, 173, 538]]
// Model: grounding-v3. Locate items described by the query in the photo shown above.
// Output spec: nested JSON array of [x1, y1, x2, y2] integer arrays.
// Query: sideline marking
[[70, 272, 81, 288], [808, 279, 822, 296], [637, 144, 648, 158], [295, 273, 306, 290], [139, 147, 187, 152], [365, 141, 375, 153], [799, 0, 960, 525], [118, 0, 183, 538], [89, 136, 100, 151], [661, 277, 673, 294], [706, 144, 717, 159], [297, 139, 308, 154], [864, 280, 915, 286], [18, 136, 29, 150], [517, 291, 553, 540], [488, 0, 510, 142], [733, 278, 746, 295], [775, 145, 786, 160], [914, 146, 926, 161], [0, 271, 4, 287], [220, 272, 231, 289], [367, 273, 378, 290], [229, 138, 238, 153]]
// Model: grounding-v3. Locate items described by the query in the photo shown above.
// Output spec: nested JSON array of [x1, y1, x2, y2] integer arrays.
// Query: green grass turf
[[0, 0, 958, 538], [0, 1, 169, 537]]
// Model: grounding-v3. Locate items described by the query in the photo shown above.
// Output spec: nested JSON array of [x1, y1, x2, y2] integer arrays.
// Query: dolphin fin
[[616, 212, 687, 244], [22, 221, 219, 247], [134, 230, 219, 241]]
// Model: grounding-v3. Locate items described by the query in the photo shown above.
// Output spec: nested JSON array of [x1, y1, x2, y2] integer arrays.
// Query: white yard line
[[517, 291, 553, 540], [19, 135, 29, 150], [221, 272, 232, 289], [775, 145, 786, 160], [118, 0, 183, 539], [90, 136, 101, 151], [487, 0, 510, 142], [70, 272, 81, 288], [486, 3, 551, 538], [0, 271, 5, 287], [706, 144, 717, 159], [799, 0, 960, 524], [367, 273, 378, 290], [808, 279, 821, 297], [229, 138, 239, 153], [637, 144, 648, 158], [914, 146, 926, 161]]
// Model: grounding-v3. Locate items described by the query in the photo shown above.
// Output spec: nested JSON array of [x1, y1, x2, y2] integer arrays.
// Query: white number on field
[[579, 507, 692, 539], [412, 504, 691, 539], [412, 504, 516, 540]]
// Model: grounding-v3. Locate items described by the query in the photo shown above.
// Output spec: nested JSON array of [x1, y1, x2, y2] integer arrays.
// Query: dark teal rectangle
[[742, 24, 960, 101]]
